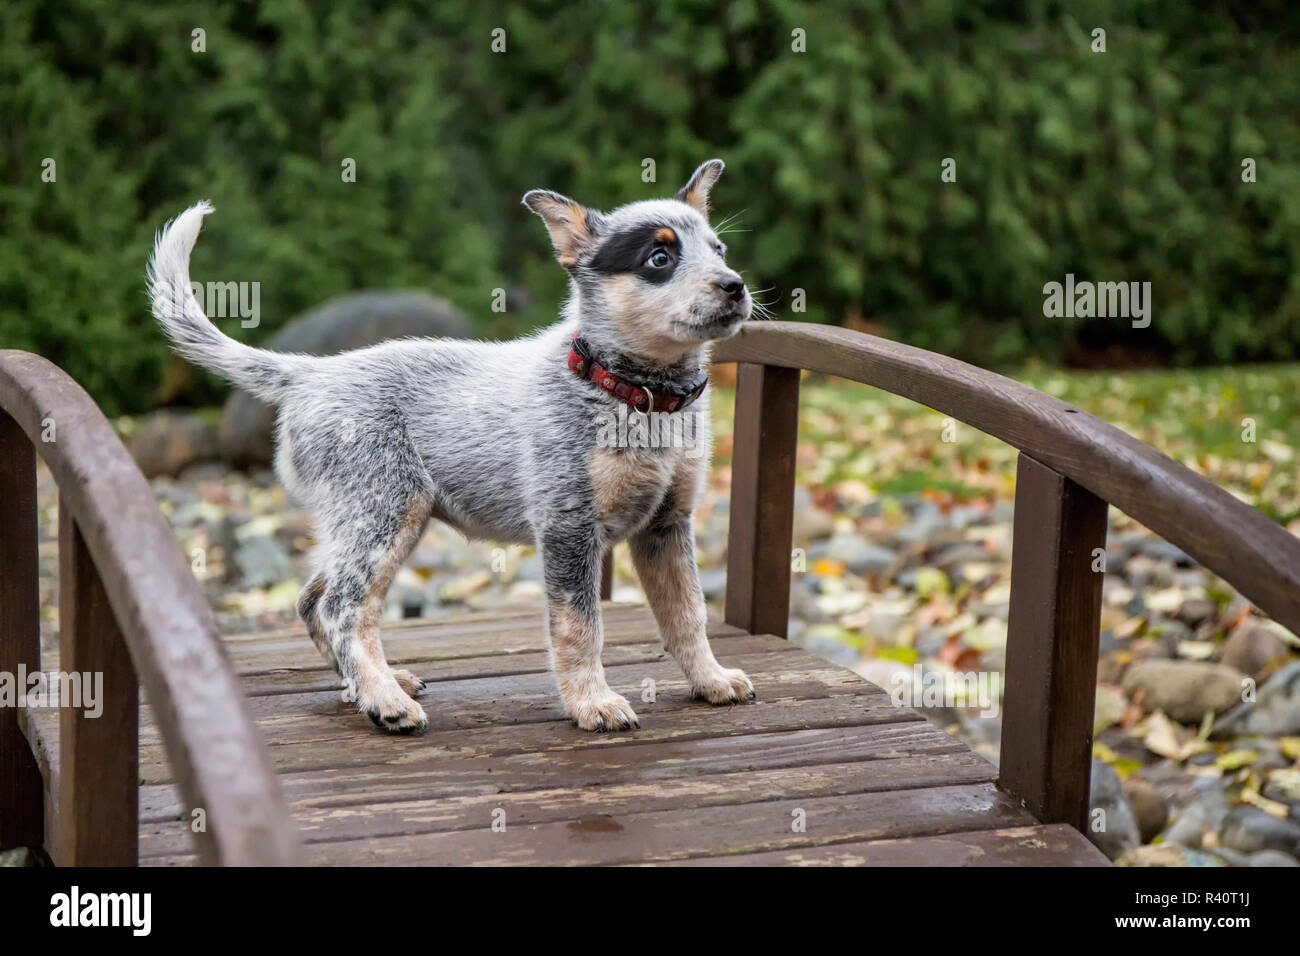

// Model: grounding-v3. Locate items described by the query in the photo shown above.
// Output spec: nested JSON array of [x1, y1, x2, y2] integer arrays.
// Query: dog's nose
[[714, 276, 745, 302]]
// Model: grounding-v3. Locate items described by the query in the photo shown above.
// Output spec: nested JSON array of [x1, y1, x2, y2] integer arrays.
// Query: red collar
[[567, 335, 707, 413]]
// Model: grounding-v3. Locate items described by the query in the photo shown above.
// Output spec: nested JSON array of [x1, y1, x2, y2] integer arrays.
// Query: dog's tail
[[147, 201, 305, 402]]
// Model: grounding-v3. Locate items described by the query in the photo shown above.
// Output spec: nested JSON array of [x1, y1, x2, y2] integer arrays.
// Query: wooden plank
[[290, 783, 1034, 866], [134, 692, 925, 822], [57, 502, 139, 866], [235, 639, 677, 697], [25, 642, 894, 806], [724, 362, 799, 638], [999, 454, 1107, 831], [145, 637, 810, 732], [664, 824, 1108, 867], [145, 783, 1031, 867], [0, 412, 43, 852], [139, 746, 995, 859], [130, 646, 877, 779]]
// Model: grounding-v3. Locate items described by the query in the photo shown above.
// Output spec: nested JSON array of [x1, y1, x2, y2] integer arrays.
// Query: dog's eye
[[647, 249, 672, 269], [714, 242, 726, 257]]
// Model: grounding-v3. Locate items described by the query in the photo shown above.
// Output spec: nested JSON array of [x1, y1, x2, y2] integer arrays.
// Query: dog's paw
[[340, 677, 358, 704], [392, 669, 426, 697], [691, 666, 756, 705], [358, 680, 428, 734], [566, 688, 639, 733]]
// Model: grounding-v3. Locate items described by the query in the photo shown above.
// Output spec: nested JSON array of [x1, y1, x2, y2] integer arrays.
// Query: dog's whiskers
[[713, 210, 745, 233]]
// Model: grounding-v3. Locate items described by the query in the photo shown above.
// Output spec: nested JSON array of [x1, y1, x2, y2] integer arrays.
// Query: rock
[[1248, 850, 1300, 867], [824, 534, 897, 576], [1262, 768, 1300, 805], [791, 489, 834, 545], [218, 291, 472, 465], [1121, 659, 1246, 724], [129, 410, 220, 478], [1124, 554, 1173, 590], [852, 658, 914, 698], [1176, 598, 1217, 627], [801, 627, 859, 667], [1212, 661, 1300, 739], [1122, 778, 1169, 844], [438, 570, 493, 603], [697, 567, 727, 601], [892, 510, 944, 546], [231, 534, 292, 590], [1162, 805, 1210, 849], [1220, 621, 1290, 680], [0, 847, 38, 866], [1217, 806, 1300, 857], [932, 543, 992, 568], [1116, 844, 1220, 867], [1254, 740, 1294, 772], [1094, 684, 1128, 734], [1087, 759, 1141, 860], [1140, 539, 1194, 566], [506, 580, 545, 602], [1209, 847, 1252, 866]]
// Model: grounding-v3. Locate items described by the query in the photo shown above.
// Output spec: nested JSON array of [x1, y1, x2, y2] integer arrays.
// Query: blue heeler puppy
[[147, 160, 755, 733]]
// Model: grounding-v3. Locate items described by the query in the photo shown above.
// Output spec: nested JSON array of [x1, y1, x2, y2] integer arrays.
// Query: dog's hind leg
[[297, 571, 343, 687], [314, 494, 433, 732]]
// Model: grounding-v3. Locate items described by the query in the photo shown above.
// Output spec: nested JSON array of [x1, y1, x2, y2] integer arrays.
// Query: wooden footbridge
[[2, 322, 1298, 866]]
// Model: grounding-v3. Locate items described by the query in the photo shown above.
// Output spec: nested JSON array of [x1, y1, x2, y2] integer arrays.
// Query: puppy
[[147, 159, 754, 733]]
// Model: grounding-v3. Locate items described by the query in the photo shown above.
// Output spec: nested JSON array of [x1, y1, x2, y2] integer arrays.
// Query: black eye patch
[[587, 224, 680, 284]]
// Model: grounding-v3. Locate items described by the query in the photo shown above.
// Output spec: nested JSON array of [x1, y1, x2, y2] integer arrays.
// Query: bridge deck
[[23, 603, 1106, 866]]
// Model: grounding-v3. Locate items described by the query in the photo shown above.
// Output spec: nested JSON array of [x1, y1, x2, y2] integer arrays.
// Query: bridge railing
[[0, 350, 299, 865], [713, 322, 1300, 830]]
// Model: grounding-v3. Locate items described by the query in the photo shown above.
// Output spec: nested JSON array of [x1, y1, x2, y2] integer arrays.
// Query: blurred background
[[3, 1, 1300, 867], [4, 0, 1300, 413]]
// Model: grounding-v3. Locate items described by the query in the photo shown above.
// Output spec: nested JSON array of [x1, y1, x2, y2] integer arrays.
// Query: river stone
[[129, 410, 220, 478], [1121, 659, 1246, 724], [1122, 778, 1169, 844], [1218, 805, 1300, 857], [1220, 621, 1290, 680], [231, 534, 293, 590], [218, 291, 473, 466], [1087, 759, 1140, 860], [1116, 844, 1221, 867], [1249, 850, 1300, 867], [1212, 661, 1300, 739]]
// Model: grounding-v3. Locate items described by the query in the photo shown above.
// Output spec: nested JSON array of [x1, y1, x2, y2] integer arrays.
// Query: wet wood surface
[[24, 603, 1105, 866]]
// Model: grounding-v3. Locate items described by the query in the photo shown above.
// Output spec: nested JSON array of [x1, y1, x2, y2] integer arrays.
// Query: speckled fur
[[147, 160, 755, 733]]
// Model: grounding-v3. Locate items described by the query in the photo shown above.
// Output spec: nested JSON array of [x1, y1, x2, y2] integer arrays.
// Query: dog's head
[[524, 159, 749, 362]]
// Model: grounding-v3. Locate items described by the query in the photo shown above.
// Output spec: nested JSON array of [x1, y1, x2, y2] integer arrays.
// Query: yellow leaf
[[1215, 750, 1259, 771], [1240, 789, 1290, 818]]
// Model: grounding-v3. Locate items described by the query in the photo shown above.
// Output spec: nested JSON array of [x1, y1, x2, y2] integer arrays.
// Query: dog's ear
[[674, 159, 725, 218], [522, 190, 601, 268]]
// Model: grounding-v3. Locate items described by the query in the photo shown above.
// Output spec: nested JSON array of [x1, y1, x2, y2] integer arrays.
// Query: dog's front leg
[[540, 529, 639, 731], [630, 508, 755, 704]]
